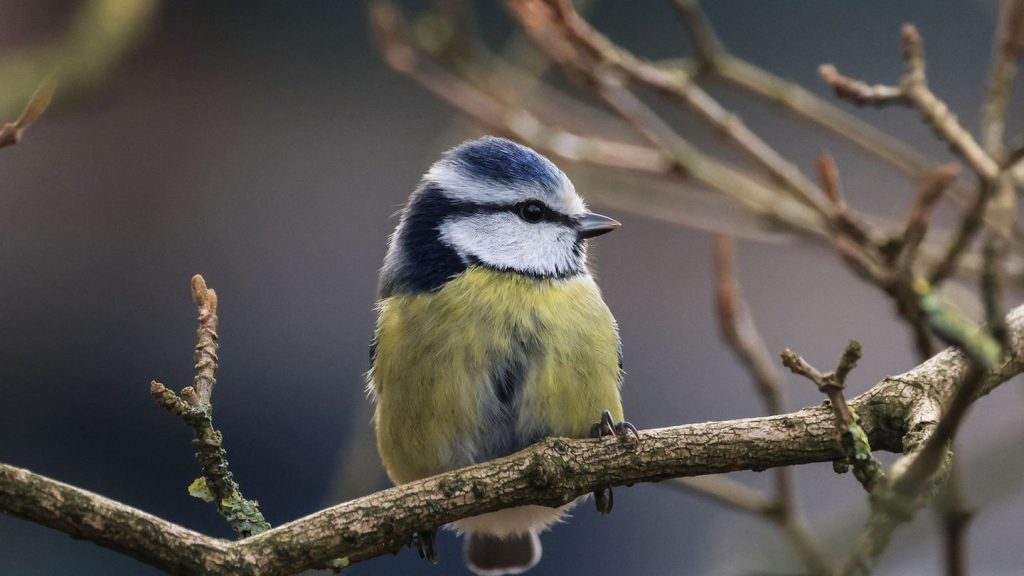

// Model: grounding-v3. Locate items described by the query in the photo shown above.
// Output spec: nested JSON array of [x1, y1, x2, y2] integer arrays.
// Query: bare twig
[[539, 0, 834, 218], [895, 165, 961, 271], [369, 1, 669, 174], [819, 64, 906, 106], [929, 180, 996, 284], [151, 275, 270, 538], [822, 26, 1000, 181], [666, 475, 776, 516], [983, 234, 1009, 345], [811, 153, 937, 360], [934, 466, 974, 576], [981, 0, 1024, 160], [671, 0, 723, 65], [712, 234, 832, 575], [0, 74, 57, 150], [190, 275, 219, 405], [816, 151, 845, 209], [485, 1, 829, 234], [0, 0, 157, 121], [713, 235, 785, 414], [899, 25, 1001, 181], [782, 343, 886, 493], [672, 0, 976, 208], [886, 166, 960, 362]]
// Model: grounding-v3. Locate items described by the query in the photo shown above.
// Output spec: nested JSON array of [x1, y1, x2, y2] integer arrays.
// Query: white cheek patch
[[438, 213, 585, 277], [426, 162, 587, 217]]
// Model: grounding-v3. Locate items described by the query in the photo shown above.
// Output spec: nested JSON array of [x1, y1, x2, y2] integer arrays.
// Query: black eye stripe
[[434, 192, 575, 226]]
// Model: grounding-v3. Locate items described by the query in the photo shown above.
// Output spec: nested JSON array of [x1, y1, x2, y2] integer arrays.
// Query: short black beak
[[576, 212, 621, 239]]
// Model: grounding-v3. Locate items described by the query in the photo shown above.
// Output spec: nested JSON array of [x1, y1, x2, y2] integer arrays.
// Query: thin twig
[[982, 173, 1018, 347], [981, 0, 1024, 160], [822, 26, 1000, 181], [151, 275, 270, 538], [713, 235, 785, 414], [671, 0, 723, 65], [816, 152, 877, 249], [895, 165, 961, 271], [542, 0, 834, 219], [885, 166, 961, 362], [712, 234, 832, 575], [929, 179, 996, 284], [666, 476, 776, 516], [984, 232, 1011, 346], [819, 64, 906, 106], [369, 1, 669, 174], [0, 74, 57, 150], [190, 275, 219, 405], [899, 25, 1001, 181], [782, 343, 886, 493], [669, 0, 944, 186], [934, 466, 974, 576]]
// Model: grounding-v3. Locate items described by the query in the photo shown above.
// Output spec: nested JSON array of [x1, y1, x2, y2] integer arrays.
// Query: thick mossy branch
[[3, 304, 1023, 575]]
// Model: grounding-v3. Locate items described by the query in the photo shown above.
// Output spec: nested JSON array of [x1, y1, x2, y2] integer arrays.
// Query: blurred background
[[1, 1, 1023, 574]]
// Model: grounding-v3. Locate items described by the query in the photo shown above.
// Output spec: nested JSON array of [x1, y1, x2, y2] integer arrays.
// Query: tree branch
[[822, 25, 1000, 181], [4, 302, 1024, 575], [0, 74, 57, 150], [543, 0, 834, 219], [712, 235, 832, 576], [672, 0, 988, 235], [151, 275, 270, 538], [981, 0, 1024, 161]]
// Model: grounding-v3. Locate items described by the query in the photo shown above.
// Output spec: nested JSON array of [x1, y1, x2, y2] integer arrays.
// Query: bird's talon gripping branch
[[411, 529, 438, 564], [589, 409, 638, 515], [594, 485, 614, 515], [590, 409, 640, 443]]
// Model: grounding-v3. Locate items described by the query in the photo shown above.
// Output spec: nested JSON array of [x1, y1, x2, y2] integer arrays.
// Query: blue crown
[[446, 137, 563, 194]]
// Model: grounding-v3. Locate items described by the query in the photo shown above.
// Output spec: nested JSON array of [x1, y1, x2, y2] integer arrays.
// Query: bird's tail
[[464, 530, 541, 576]]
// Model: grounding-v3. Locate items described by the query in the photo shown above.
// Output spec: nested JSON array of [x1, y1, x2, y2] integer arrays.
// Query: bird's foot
[[589, 409, 639, 443], [411, 529, 438, 564], [593, 486, 614, 515], [589, 410, 639, 514]]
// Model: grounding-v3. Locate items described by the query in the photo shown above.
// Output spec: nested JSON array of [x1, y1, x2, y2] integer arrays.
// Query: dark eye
[[517, 201, 546, 223]]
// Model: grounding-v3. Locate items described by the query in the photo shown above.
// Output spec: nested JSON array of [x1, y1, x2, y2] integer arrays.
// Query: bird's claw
[[411, 529, 438, 564], [589, 409, 639, 515], [590, 409, 640, 443], [594, 486, 614, 515]]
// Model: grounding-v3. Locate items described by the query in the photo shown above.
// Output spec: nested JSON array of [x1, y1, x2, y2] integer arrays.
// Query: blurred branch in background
[[0, 0, 158, 121], [0, 74, 56, 149]]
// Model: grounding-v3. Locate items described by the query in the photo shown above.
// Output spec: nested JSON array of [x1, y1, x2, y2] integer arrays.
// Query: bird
[[367, 136, 635, 575]]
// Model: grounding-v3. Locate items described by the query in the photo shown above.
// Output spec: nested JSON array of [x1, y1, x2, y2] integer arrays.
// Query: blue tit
[[368, 136, 629, 575]]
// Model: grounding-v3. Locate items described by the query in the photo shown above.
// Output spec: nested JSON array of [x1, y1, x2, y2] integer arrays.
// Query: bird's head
[[381, 137, 619, 295]]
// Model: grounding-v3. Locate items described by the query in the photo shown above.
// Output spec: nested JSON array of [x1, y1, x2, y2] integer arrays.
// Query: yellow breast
[[370, 267, 623, 484]]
